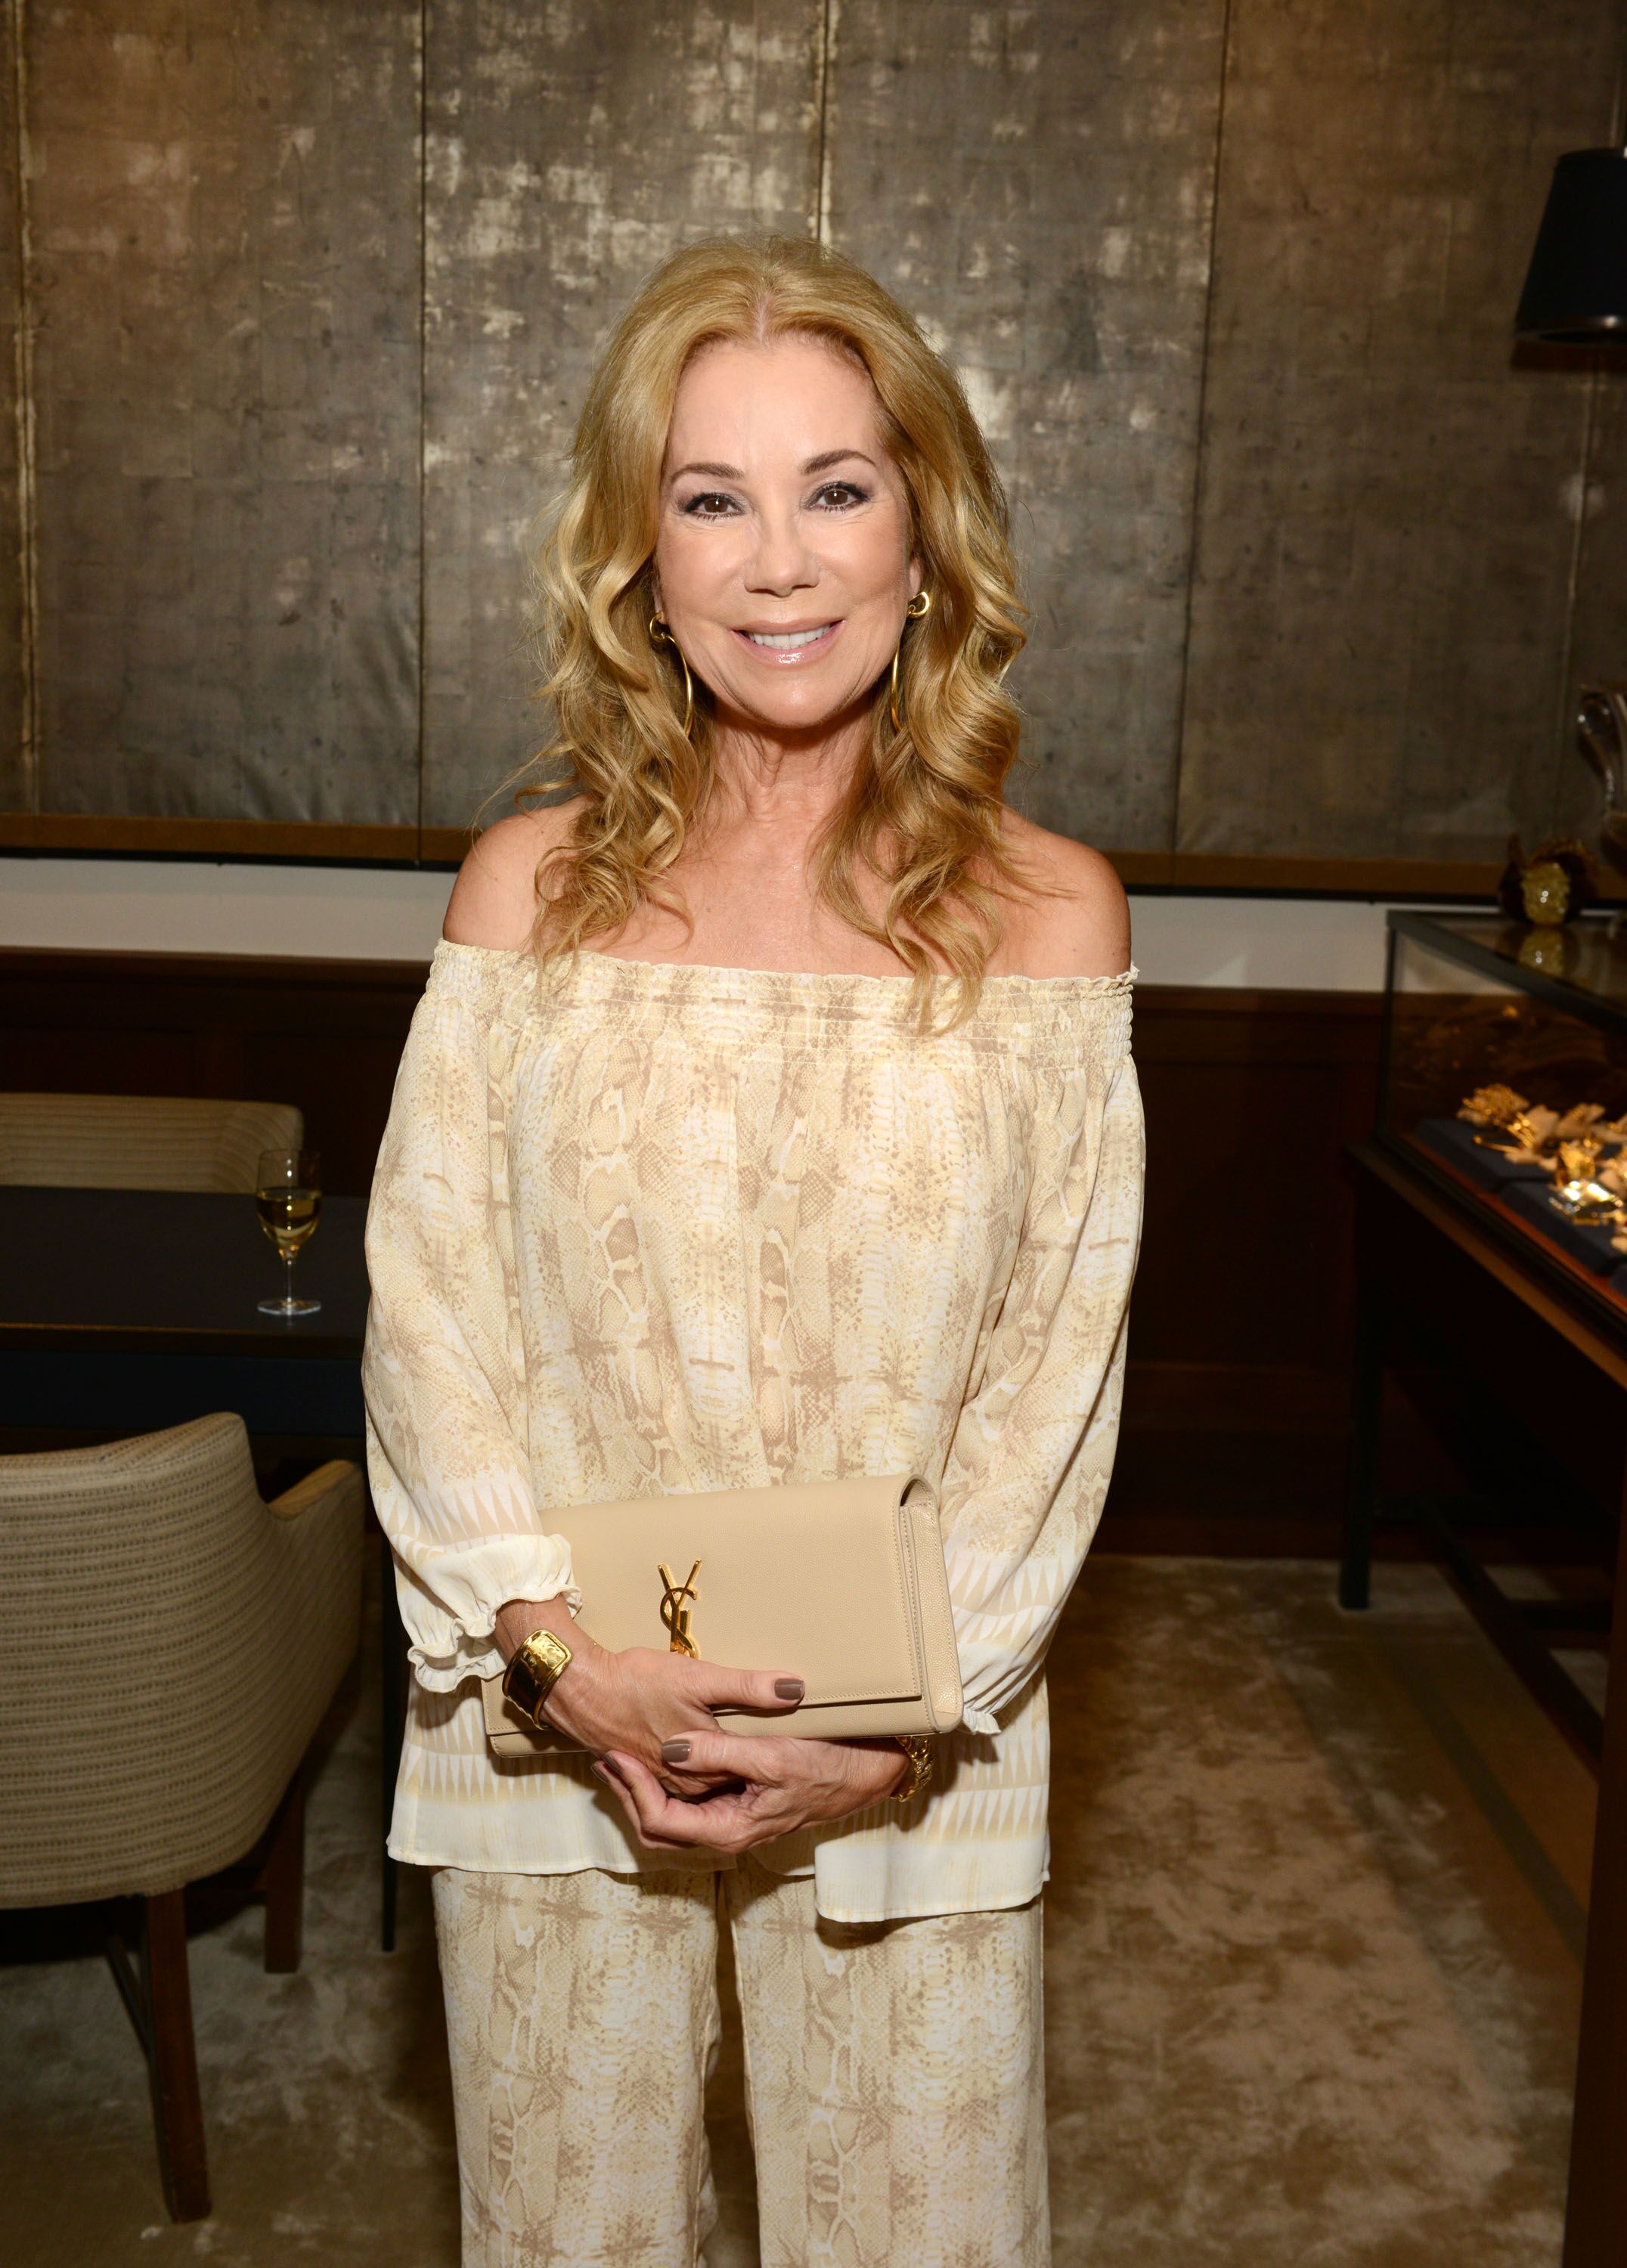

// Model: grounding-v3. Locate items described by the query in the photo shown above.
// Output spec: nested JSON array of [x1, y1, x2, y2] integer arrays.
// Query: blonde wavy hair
[[508, 232, 1046, 1027]]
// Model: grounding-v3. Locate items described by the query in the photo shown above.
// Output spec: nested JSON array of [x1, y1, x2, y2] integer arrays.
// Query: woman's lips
[[730, 620, 842, 665]]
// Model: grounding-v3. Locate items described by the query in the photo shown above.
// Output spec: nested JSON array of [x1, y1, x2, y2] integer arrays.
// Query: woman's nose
[[743, 510, 818, 595]]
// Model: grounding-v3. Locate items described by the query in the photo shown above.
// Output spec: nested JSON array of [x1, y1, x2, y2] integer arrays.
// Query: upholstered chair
[[0, 1093, 304, 1193], [0, 1412, 364, 2220]]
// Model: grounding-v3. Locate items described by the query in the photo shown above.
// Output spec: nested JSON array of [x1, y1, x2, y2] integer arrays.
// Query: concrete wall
[[0, 2, 1622, 859]]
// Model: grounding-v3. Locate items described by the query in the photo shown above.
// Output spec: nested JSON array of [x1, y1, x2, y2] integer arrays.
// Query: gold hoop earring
[[649, 612, 695, 739], [888, 589, 932, 733]]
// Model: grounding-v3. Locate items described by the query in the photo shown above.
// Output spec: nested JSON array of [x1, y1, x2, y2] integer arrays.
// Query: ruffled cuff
[[950, 1630, 1019, 1737], [392, 1532, 581, 1693]]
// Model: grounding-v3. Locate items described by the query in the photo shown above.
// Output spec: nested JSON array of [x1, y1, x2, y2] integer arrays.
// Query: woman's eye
[[810, 481, 869, 510], [682, 491, 739, 519]]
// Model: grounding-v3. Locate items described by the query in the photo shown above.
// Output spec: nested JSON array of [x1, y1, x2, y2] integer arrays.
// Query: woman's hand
[[494, 1595, 805, 1798], [593, 1729, 910, 1853]]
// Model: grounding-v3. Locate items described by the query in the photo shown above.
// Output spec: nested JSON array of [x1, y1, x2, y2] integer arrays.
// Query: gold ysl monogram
[[657, 1560, 702, 1657]]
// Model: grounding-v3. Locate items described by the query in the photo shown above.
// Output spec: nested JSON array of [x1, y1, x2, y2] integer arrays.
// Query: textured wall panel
[[26, 2, 420, 823], [0, 23, 25, 811], [9, 4, 1625, 869], [1557, 370, 1627, 854], [1176, 0, 1622, 862], [824, 0, 1226, 851], [420, 0, 823, 833]]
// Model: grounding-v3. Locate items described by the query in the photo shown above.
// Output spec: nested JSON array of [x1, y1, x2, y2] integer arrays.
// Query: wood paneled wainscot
[[0, 950, 1385, 1548]]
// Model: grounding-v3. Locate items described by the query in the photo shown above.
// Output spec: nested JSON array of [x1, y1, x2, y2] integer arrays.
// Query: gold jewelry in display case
[[1378, 909, 1627, 1340]]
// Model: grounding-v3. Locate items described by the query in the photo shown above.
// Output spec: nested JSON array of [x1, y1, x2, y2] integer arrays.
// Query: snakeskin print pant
[[432, 1854, 1049, 2268]]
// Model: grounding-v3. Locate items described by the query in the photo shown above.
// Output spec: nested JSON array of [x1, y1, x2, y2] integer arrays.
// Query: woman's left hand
[[593, 1730, 910, 1853]]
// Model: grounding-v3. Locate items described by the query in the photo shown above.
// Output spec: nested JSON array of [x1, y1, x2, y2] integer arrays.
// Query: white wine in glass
[[256, 1147, 322, 1317]]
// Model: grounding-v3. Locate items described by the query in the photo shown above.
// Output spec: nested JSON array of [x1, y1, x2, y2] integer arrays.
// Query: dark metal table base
[[1340, 1142, 1625, 2268]]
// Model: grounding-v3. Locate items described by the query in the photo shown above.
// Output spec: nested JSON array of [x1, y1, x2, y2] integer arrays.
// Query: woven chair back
[[0, 1414, 361, 1905], [0, 1093, 303, 1193]]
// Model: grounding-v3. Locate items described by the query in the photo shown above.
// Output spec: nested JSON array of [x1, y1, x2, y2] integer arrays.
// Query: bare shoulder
[[441, 798, 587, 949], [994, 811, 1131, 978]]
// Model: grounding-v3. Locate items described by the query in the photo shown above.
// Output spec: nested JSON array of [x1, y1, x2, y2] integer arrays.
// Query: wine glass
[[256, 1148, 323, 1317]]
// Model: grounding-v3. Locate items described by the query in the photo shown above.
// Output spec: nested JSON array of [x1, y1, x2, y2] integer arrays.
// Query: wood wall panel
[[418, 0, 824, 832], [1131, 985, 1380, 1374], [0, 943, 1382, 1369], [1, 947, 1393, 1541], [23, 2, 422, 825], [1176, 0, 1624, 862], [824, 0, 1225, 853], [0, 949, 426, 1198], [13, 947, 1622, 1563], [0, 21, 25, 811]]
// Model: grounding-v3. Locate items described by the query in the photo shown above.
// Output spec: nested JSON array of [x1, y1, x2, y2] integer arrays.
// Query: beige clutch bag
[[480, 1473, 962, 1755]]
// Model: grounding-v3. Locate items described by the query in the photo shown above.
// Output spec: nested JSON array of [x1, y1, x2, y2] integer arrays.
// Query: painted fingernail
[[775, 1678, 805, 1701], [660, 1739, 691, 1765], [590, 1758, 614, 1783]]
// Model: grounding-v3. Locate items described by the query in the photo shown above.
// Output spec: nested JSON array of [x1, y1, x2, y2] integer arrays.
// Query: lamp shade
[[1515, 146, 1627, 343]]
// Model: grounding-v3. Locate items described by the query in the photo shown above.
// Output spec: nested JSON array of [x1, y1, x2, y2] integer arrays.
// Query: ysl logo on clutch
[[658, 1560, 702, 1657]]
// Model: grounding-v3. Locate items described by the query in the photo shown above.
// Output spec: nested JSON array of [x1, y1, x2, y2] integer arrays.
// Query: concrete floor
[[0, 1553, 1599, 2266]]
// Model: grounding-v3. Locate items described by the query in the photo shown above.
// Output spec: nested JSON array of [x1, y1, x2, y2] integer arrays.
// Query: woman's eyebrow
[[666, 448, 879, 483]]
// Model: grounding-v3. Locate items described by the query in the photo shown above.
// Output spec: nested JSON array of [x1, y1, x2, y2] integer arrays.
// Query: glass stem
[[284, 1247, 297, 1309]]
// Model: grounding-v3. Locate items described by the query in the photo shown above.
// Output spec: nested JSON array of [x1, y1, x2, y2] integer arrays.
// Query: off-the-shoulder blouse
[[362, 938, 1143, 1923]]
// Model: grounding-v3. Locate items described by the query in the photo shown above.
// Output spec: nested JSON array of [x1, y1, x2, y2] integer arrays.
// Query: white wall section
[[0, 859, 457, 964], [0, 857, 1469, 990]]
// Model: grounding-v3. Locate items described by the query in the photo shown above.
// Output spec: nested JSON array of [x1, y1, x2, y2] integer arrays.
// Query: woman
[[364, 233, 1142, 2268]]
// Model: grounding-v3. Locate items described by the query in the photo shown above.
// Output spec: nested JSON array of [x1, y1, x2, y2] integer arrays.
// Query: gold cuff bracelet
[[501, 1626, 574, 1730]]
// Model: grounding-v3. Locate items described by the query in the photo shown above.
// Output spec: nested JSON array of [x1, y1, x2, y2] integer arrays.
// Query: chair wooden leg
[[262, 1769, 305, 1975], [141, 1890, 210, 2223]]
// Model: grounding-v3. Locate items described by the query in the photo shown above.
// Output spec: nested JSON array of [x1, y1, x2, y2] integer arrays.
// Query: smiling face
[[651, 333, 920, 741]]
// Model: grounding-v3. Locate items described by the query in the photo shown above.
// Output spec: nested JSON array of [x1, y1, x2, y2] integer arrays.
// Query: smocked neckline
[[432, 936, 1137, 994]]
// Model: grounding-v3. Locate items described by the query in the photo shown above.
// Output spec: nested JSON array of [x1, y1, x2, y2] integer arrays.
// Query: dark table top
[[0, 1186, 370, 1358]]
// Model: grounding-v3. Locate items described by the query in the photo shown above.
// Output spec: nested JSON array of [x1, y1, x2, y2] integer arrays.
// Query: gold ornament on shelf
[[1458, 1089, 1627, 1171], [1549, 1172, 1626, 1228], [1444, 1077, 1627, 1278], [1553, 1137, 1605, 1184], [1496, 834, 1600, 927], [1520, 861, 1572, 925], [1547, 1130, 1627, 1229], [1459, 1084, 1557, 1157], [1458, 1084, 1529, 1129]]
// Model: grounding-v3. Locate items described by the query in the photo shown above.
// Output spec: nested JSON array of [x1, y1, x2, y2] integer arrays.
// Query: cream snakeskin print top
[[363, 938, 1142, 1923]]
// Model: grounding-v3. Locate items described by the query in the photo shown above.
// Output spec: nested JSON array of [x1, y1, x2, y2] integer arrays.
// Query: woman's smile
[[733, 618, 843, 662]]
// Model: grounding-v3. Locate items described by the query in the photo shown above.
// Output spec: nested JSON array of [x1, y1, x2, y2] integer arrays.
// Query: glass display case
[[1378, 909, 1627, 1334]]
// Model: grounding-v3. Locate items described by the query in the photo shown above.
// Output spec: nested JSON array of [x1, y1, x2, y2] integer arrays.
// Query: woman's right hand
[[494, 1595, 805, 1798]]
